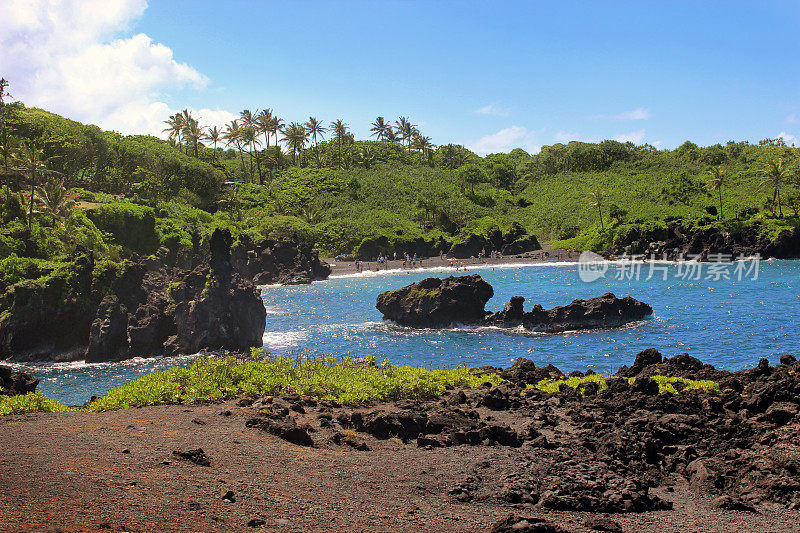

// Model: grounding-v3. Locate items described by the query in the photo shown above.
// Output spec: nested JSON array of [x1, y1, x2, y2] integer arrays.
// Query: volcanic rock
[[377, 275, 651, 332], [0, 364, 38, 395], [376, 275, 493, 327]]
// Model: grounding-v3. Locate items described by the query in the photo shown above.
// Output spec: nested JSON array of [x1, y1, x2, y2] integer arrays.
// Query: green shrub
[[87, 202, 159, 254], [87, 354, 504, 411], [0, 393, 71, 415], [532, 374, 720, 395]]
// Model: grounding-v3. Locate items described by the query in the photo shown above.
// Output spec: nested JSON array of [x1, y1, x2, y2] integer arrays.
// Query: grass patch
[[86, 354, 503, 412], [532, 374, 720, 395], [0, 392, 72, 415]]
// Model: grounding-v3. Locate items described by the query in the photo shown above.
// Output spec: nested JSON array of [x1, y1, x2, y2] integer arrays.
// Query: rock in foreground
[[0, 365, 38, 395], [377, 275, 651, 331]]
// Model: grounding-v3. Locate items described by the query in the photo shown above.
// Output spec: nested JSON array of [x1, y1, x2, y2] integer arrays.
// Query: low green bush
[[532, 373, 720, 395], [0, 392, 71, 415], [87, 353, 504, 411]]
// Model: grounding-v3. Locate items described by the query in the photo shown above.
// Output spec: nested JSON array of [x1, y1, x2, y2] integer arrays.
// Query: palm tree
[[395, 117, 415, 150], [15, 140, 61, 228], [223, 120, 248, 178], [760, 159, 791, 217], [370, 117, 389, 141], [304, 116, 327, 165], [35, 178, 75, 227], [588, 189, 605, 231], [269, 115, 284, 148], [241, 126, 262, 182], [280, 122, 309, 165], [0, 120, 20, 201], [330, 119, 349, 169], [708, 166, 726, 221], [384, 127, 399, 144], [182, 114, 203, 157], [355, 146, 376, 169], [255, 109, 273, 149], [162, 113, 184, 151], [204, 126, 222, 160]]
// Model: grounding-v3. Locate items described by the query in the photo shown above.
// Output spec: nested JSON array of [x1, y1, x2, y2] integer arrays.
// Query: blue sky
[[2, 1, 799, 154]]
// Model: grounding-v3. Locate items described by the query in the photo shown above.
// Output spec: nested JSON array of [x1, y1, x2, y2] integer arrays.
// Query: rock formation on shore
[[0, 365, 38, 395], [609, 220, 800, 260], [376, 275, 494, 328], [376, 275, 652, 330], [0, 230, 330, 363], [83, 229, 266, 363]]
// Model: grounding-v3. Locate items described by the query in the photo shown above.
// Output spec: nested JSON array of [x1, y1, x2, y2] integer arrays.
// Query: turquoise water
[[13, 259, 800, 405]]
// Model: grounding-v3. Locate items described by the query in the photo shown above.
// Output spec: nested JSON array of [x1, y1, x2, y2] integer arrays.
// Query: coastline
[[321, 249, 580, 278]]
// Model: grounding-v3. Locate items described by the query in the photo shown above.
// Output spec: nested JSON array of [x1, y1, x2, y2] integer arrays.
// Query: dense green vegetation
[[0, 353, 502, 414], [86, 352, 503, 410], [1, 75, 800, 299], [0, 392, 72, 415], [533, 373, 721, 395]]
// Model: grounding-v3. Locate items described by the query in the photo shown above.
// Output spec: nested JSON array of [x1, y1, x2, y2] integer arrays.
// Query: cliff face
[[0, 232, 327, 363], [609, 222, 800, 260]]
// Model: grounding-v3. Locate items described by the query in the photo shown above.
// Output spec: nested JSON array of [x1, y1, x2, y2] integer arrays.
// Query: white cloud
[[776, 132, 798, 146], [590, 107, 651, 121], [475, 104, 511, 117], [785, 114, 798, 124], [554, 130, 599, 143], [466, 126, 540, 155], [0, 0, 226, 136], [612, 129, 646, 144]]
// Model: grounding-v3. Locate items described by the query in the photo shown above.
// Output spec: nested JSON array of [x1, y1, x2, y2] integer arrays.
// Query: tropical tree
[[241, 126, 261, 181], [304, 116, 327, 165], [182, 113, 203, 157], [14, 140, 61, 227], [255, 109, 273, 149], [204, 126, 222, 159], [456, 163, 487, 195], [383, 127, 399, 144], [760, 159, 791, 217], [269, 115, 284, 147], [354, 146, 376, 169], [707, 165, 726, 221], [162, 113, 184, 152], [370, 117, 389, 141], [223, 120, 248, 178], [34, 177, 75, 226], [0, 110, 20, 200], [395, 116, 415, 150], [588, 189, 605, 231], [280, 122, 309, 165], [330, 119, 349, 169]]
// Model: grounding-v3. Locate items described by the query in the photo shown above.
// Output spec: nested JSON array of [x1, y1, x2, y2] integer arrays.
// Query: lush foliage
[[0, 392, 71, 415], [86, 353, 503, 411], [532, 373, 721, 395]]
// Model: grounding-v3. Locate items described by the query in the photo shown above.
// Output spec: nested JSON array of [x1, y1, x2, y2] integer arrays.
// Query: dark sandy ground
[[3, 353, 800, 533]]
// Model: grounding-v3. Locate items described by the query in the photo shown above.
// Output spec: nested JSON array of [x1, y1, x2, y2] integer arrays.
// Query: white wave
[[262, 330, 307, 349], [327, 260, 580, 280], [314, 321, 381, 333], [264, 306, 287, 315], [5, 353, 203, 373]]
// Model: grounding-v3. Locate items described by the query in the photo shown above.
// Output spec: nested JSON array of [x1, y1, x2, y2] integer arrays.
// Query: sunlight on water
[[16, 260, 800, 405]]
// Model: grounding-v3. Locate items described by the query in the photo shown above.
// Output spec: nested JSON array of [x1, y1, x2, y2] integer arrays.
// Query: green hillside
[[1, 99, 799, 287]]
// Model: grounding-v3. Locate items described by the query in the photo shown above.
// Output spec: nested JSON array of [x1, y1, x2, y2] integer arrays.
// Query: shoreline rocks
[[0, 231, 326, 363], [0, 365, 38, 395], [376, 275, 652, 331]]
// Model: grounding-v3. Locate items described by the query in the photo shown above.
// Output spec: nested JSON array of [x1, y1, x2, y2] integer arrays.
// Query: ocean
[[13, 258, 799, 405]]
